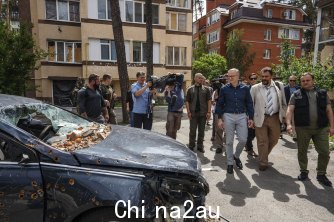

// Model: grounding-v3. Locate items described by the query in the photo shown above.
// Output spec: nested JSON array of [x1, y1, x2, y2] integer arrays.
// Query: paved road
[[140, 108, 334, 222]]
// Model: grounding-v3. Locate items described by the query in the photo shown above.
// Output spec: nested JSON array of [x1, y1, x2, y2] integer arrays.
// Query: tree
[[110, 0, 129, 123], [291, 0, 316, 54], [226, 29, 255, 77], [273, 54, 334, 91], [193, 33, 208, 60], [0, 22, 46, 95], [280, 38, 295, 70], [192, 54, 227, 80], [145, 0, 153, 78]]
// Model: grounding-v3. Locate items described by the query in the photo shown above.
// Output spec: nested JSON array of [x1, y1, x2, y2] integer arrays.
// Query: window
[[264, 29, 272, 41], [230, 10, 237, 19], [166, 0, 190, 8], [100, 40, 117, 61], [166, 12, 187, 31], [193, 23, 198, 34], [48, 41, 82, 63], [267, 9, 273, 18], [207, 31, 219, 44], [133, 42, 160, 63], [207, 11, 220, 26], [125, 1, 159, 24], [278, 28, 300, 40], [45, 0, 80, 22], [263, 49, 271, 59], [166, 47, 186, 66], [98, 0, 111, 20], [88, 39, 130, 62], [284, 9, 296, 20], [281, 48, 295, 57]]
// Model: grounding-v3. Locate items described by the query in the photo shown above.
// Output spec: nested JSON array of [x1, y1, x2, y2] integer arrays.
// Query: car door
[[0, 131, 44, 222]]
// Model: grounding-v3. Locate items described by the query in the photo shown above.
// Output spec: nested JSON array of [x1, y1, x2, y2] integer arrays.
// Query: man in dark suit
[[284, 75, 300, 104], [284, 75, 300, 141]]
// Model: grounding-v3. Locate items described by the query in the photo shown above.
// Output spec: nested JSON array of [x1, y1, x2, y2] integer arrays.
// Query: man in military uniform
[[100, 74, 117, 124], [71, 77, 86, 114]]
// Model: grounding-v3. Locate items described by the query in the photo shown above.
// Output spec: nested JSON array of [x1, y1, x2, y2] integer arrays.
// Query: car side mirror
[[18, 154, 30, 165]]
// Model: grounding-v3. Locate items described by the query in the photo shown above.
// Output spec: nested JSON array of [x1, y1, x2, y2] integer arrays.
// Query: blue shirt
[[165, 74, 184, 112], [131, 82, 152, 114], [215, 83, 254, 119]]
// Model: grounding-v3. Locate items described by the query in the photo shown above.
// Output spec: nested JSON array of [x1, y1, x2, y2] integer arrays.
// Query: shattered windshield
[[0, 103, 111, 151]]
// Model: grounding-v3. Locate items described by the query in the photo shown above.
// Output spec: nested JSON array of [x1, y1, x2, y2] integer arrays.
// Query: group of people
[[76, 68, 334, 187]]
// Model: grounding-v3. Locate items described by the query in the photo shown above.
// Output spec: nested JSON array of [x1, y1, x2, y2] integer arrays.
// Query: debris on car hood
[[48, 123, 111, 152]]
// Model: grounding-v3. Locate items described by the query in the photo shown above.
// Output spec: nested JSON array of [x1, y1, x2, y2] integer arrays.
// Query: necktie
[[267, 87, 273, 115]]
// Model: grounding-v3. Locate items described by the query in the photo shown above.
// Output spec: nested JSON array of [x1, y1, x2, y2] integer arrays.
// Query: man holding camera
[[186, 73, 212, 153], [131, 71, 155, 130], [164, 73, 184, 139]]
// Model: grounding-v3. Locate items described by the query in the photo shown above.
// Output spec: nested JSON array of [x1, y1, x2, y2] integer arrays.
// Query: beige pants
[[166, 112, 182, 139], [255, 114, 281, 166]]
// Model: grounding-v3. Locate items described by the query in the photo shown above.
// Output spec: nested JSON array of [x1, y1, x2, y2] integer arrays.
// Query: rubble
[[49, 123, 111, 152]]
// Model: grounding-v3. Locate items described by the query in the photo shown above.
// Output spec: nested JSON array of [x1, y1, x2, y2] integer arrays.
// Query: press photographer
[[164, 73, 184, 139]]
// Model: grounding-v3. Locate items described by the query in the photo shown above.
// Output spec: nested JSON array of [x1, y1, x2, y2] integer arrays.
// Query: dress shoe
[[234, 156, 243, 169], [317, 175, 332, 187], [297, 172, 309, 181], [259, 165, 268, 171], [215, 147, 222, 154], [227, 165, 233, 174]]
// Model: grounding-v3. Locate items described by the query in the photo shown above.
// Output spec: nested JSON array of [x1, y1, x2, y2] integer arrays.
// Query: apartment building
[[314, 0, 334, 65], [25, 0, 192, 105], [193, 0, 311, 77]]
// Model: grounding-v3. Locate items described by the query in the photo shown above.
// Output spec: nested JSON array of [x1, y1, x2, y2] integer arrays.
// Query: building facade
[[25, 0, 193, 105], [193, 0, 311, 78], [314, 0, 334, 65]]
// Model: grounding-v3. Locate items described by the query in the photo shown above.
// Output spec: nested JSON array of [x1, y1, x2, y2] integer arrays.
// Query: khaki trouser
[[295, 127, 330, 175], [213, 114, 225, 149], [166, 112, 182, 139], [255, 114, 281, 166], [108, 109, 117, 124]]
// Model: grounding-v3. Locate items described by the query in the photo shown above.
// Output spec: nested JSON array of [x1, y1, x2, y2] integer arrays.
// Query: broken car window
[[0, 103, 111, 152]]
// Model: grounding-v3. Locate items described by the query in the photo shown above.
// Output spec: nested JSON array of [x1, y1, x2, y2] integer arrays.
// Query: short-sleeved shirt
[[131, 82, 151, 114], [289, 88, 330, 128], [77, 87, 105, 118]]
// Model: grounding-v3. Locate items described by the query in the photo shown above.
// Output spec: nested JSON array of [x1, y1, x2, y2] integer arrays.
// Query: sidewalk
[[143, 107, 334, 222]]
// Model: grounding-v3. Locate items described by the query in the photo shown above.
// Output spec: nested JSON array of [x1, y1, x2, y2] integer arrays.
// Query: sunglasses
[[250, 77, 257, 80], [289, 80, 296, 82]]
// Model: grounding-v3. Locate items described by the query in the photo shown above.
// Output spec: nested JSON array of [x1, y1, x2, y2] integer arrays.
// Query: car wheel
[[74, 207, 146, 222]]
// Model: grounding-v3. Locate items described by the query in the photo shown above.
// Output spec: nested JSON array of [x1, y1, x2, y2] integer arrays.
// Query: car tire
[[74, 207, 146, 222]]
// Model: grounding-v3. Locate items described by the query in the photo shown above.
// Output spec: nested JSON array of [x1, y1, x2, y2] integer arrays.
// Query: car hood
[[73, 125, 200, 176]]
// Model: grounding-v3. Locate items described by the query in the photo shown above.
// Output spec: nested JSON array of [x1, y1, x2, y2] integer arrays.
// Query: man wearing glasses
[[250, 67, 287, 171], [284, 75, 300, 105], [286, 73, 334, 187], [245, 73, 258, 157], [216, 68, 254, 174]]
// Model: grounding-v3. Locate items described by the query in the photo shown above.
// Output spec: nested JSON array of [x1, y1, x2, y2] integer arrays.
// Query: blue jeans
[[223, 113, 248, 165], [129, 111, 134, 127]]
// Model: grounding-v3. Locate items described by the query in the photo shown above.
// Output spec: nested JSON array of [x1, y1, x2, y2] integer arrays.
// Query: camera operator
[[212, 75, 227, 154], [164, 73, 184, 139], [131, 71, 156, 130]]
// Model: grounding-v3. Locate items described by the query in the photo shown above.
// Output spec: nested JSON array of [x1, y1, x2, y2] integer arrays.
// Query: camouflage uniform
[[100, 84, 117, 124]]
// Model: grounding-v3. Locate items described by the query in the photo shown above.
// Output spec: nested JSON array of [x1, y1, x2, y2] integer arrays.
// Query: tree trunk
[[110, 0, 129, 123], [145, 0, 153, 78]]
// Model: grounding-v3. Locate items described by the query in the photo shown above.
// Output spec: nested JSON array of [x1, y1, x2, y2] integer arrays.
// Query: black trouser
[[133, 113, 153, 130], [246, 128, 255, 151]]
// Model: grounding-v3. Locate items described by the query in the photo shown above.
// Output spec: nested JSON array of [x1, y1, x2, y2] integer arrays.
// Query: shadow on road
[[280, 136, 298, 149], [216, 170, 260, 207], [251, 166, 300, 202], [297, 180, 334, 214]]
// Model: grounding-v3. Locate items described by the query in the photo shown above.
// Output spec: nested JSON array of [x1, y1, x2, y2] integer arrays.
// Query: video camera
[[211, 75, 227, 92], [147, 73, 178, 93]]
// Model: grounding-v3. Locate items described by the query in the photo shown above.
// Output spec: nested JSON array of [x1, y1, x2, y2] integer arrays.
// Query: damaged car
[[0, 94, 209, 222]]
